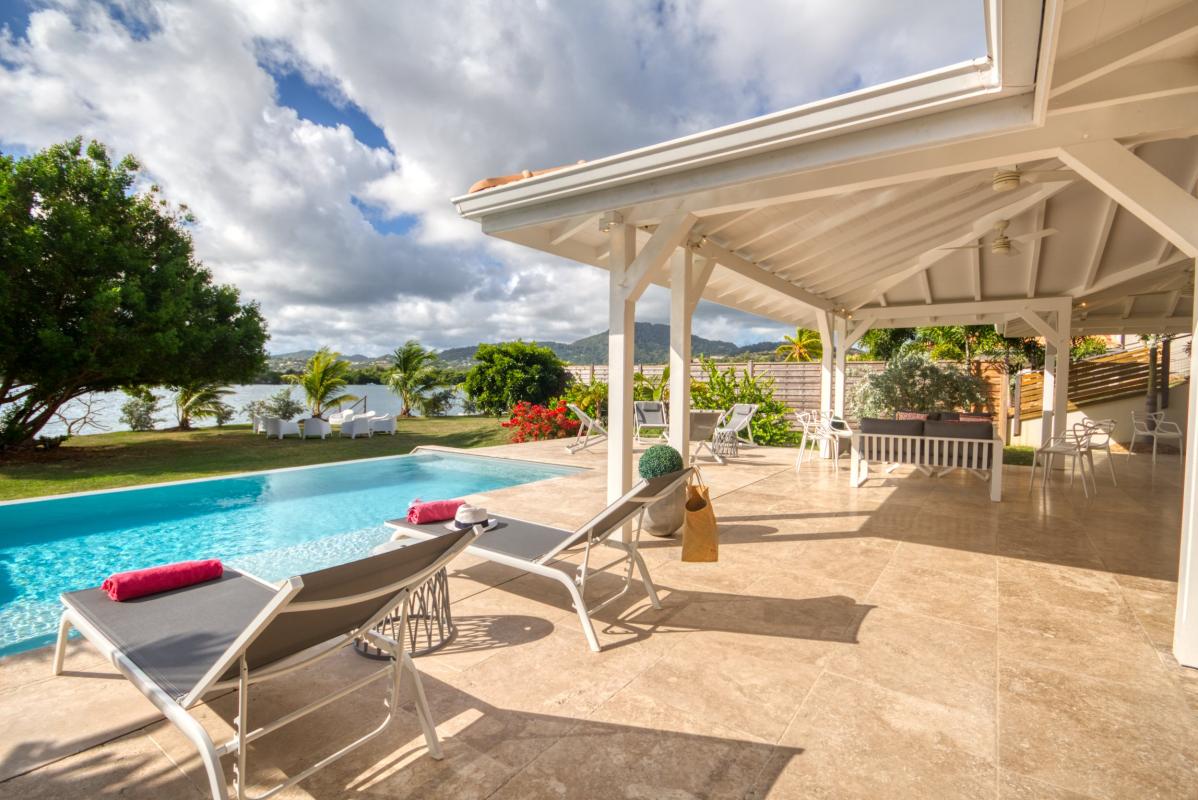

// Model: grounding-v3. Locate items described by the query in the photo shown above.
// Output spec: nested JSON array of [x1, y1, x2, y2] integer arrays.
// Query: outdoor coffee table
[[354, 537, 455, 658]]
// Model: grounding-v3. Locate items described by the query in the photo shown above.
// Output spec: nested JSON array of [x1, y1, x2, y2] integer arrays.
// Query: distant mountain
[[270, 350, 381, 364], [435, 323, 785, 365]]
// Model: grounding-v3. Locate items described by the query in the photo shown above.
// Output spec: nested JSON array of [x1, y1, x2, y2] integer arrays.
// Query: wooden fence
[[565, 361, 887, 421]]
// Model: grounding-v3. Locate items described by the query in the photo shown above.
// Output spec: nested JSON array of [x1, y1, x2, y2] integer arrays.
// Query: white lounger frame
[[566, 403, 608, 453], [850, 432, 1004, 502], [53, 531, 475, 800], [387, 474, 689, 652]]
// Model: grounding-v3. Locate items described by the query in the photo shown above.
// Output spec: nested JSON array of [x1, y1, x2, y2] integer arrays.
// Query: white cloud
[[0, 0, 983, 354]]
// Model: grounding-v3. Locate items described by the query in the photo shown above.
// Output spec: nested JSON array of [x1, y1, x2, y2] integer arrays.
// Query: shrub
[[501, 401, 581, 443], [463, 341, 570, 416], [853, 352, 987, 419], [561, 381, 608, 419], [262, 388, 305, 421], [639, 445, 683, 479], [690, 358, 798, 445], [213, 403, 235, 427], [119, 394, 162, 431]]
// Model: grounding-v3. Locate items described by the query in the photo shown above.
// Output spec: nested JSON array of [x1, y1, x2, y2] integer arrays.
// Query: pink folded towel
[[407, 499, 464, 524], [102, 559, 224, 601]]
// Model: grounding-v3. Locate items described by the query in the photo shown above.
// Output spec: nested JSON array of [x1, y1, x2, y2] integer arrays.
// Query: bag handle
[[689, 464, 706, 487]]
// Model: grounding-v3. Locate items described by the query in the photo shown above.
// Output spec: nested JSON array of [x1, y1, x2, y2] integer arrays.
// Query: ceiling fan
[[939, 219, 1057, 256], [991, 164, 1074, 192]]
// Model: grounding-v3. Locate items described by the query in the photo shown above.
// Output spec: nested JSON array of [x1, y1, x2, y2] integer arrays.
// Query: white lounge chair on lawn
[[264, 417, 300, 440], [341, 416, 374, 439], [371, 414, 397, 435], [718, 403, 759, 445], [301, 417, 331, 439], [327, 408, 353, 426], [387, 468, 691, 652], [634, 401, 669, 443], [566, 403, 607, 453], [53, 530, 476, 800]]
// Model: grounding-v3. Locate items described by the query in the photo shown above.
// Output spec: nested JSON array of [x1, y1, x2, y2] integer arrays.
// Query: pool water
[[0, 451, 580, 656]]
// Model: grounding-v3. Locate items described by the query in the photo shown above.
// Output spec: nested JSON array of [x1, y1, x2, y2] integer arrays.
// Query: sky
[[0, 0, 986, 355]]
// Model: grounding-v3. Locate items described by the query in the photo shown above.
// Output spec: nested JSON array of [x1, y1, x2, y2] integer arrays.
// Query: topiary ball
[[639, 444, 683, 479]]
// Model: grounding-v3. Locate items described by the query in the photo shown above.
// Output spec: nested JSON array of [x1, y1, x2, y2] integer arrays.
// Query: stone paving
[[0, 439, 1194, 798]]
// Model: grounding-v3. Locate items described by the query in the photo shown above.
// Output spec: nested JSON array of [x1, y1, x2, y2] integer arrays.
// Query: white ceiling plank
[[1050, 3, 1198, 96], [1080, 196, 1118, 290], [725, 212, 812, 253], [1051, 59, 1198, 114], [694, 240, 834, 311], [1072, 252, 1190, 297], [1059, 139, 1198, 258], [702, 208, 761, 236], [1025, 200, 1047, 298], [549, 214, 600, 246]]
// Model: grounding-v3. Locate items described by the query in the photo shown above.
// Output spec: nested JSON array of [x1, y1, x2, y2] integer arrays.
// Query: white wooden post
[[1041, 342, 1057, 449], [668, 249, 692, 465], [1177, 259, 1198, 668], [816, 311, 833, 457], [833, 315, 847, 418], [1051, 312, 1071, 441], [608, 221, 636, 541]]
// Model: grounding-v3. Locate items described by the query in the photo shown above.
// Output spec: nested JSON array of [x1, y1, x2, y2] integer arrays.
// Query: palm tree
[[173, 382, 234, 430], [283, 348, 358, 418], [775, 328, 823, 362], [385, 340, 447, 417], [633, 366, 670, 402]]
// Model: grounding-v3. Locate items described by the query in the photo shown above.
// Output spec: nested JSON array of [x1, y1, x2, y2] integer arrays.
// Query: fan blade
[[1022, 170, 1074, 183], [1010, 228, 1057, 243]]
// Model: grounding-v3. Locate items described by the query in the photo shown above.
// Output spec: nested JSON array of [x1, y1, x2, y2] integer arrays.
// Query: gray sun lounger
[[387, 468, 693, 652], [53, 530, 476, 800], [634, 401, 669, 443]]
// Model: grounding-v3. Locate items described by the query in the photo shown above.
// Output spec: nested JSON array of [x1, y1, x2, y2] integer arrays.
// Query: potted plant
[[638, 444, 686, 537]]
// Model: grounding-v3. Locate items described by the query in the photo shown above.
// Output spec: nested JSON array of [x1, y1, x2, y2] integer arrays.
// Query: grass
[[1003, 445, 1036, 466], [0, 418, 509, 501]]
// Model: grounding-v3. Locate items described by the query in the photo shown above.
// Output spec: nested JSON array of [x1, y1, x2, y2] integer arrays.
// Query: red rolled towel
[[407, 498, 464, 524], [102, 559, 224, 601]]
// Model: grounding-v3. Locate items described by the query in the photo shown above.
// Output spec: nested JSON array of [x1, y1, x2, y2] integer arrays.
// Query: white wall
[[1009, 380, 1189, 448]]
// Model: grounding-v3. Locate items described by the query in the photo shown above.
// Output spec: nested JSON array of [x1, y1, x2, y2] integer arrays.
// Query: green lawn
[[1003, 445, 1035, 466], [0, 418, 509, 501]]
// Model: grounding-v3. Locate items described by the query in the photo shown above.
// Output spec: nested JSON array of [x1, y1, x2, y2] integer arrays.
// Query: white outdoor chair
[[821, 412, 854, 470], [794, 410, 832, 470], [717, 403, 759, 446], [634, 401, 669, 443], [1031, 422, 1095, 497], [327, 408, 354, 426], [301, 417, 331, 439], [566, 403, 608, 453], [264, 417, 300, 440], [1129, 411, 1184, 465], [251, 414, 267, 435], [371, 414, 397, 435], [341, 416, 374, 439], [1080, 418, 1117, 486]]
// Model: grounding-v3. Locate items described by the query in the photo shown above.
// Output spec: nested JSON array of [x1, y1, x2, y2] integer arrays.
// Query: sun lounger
[[687, 410, 727, 463], [386, 468, 693, 652], [53, 530, 476, 800], [634, 401, 669, 443], [718, 403, 758, 445], [566, 403, 607, 453]]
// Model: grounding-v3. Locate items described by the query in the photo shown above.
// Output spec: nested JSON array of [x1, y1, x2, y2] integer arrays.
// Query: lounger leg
[[553, 570, 601, 652], [52, 612, 72, 675], [402, 653, 443, 760], [628, 545, 662, 609]]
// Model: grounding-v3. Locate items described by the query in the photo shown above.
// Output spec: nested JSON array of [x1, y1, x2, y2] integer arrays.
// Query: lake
[[39, 385, 468, 437]]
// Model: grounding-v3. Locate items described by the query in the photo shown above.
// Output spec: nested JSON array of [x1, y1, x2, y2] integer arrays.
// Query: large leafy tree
[[386, 340, 452, 417], [463, 341, 570, 416], [283, 348, 357, 418], [0, 139, 267, 450], [774, 328, 822, 362]]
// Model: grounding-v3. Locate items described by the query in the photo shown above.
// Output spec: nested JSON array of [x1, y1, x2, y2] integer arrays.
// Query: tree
[[173, 382, 234, 430], [463, 341, 570, 416], [859, 328, 916, 360], [774, 328, 822, 362], [385, 340, 450, 417], [633, 366, 670, 402], [0, 139, 267, 450], [119, 389, 163, 432], [853, 352, 987, 418], [283, 348, 357, 418]]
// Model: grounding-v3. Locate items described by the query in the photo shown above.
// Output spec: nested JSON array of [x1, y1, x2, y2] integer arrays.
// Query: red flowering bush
[[502, 401, 580, 443]]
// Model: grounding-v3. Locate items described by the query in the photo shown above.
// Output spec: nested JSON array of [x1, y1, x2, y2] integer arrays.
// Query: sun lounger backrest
[[635, 401, 667, 426], [690, 410, 723, 441], [538, 468, 692, 562], [224, 531, 472, 678], [723, 404, 757, 431], [567, 403, 594, 425]]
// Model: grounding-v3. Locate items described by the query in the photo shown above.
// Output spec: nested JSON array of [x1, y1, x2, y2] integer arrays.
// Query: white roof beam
[[1166, 290, 1183, 318], [1052, 59, 1198, 114], [1050, 3, 1198, 97], [970, 244, 982, 301], [856, 296, 1070, 322], [620, 213, 698, 302], [1080, 197, 1118, 291], [918, 271, 933, 304], [1066, 316, 1193, 335], [693, 239, 834, 311], [1025, 200, 1047, 298], [687, 256, 718, 316], [1121, 297, 1135, 319], [1072, 252, 1190, 298], [1059, 140, 1198, 258]]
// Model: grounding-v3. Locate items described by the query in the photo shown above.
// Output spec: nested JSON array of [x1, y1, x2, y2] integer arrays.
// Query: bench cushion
[[924, 420, 993, 439], [860, 418, 925, 436]]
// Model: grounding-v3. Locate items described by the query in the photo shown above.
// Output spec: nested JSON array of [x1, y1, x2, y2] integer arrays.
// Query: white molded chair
[[1129, 411, 1184, 465], [371, 414, 397, 435], [1031, 422, 1096, 497], [1080, 418, 1117, 486], [794, 411, 832, 470], [264, 417, 301, 440], [301, 417, 331, 439], [341, 416, 374, 439]]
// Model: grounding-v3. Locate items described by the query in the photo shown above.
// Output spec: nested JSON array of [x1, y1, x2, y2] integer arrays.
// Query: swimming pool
[[0, 450, 581, 656]]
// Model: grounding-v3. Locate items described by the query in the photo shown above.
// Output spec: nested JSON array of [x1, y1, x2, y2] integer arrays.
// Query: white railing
[[850, 432, 1004, 501]]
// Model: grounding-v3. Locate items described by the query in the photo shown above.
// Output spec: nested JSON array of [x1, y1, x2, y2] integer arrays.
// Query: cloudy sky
[[0, 0, 985, 355]]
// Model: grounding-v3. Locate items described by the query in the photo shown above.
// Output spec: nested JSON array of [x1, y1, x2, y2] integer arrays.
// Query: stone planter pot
[[643, 484, 686, 537]]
